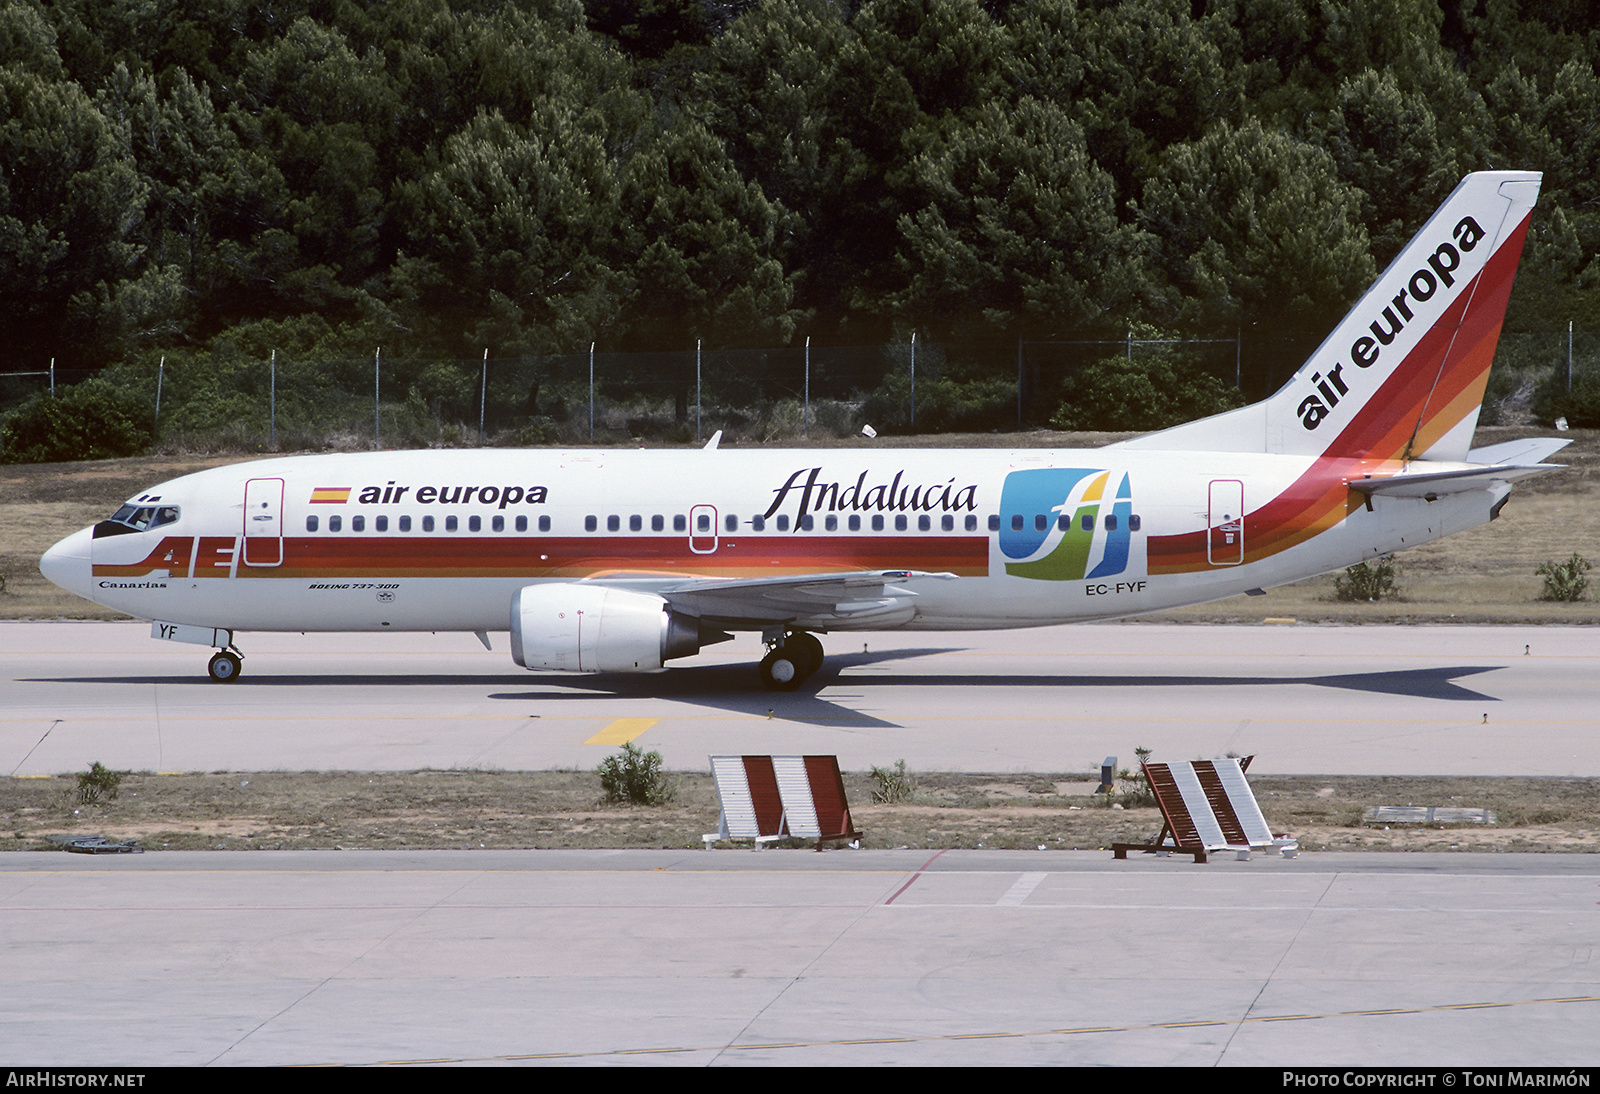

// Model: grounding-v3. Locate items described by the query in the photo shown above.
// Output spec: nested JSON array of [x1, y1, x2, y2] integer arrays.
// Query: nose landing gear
[[759, 631, 823, 691]]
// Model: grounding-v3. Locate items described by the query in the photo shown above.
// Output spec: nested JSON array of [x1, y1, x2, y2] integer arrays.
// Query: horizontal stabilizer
[[1465, 437, 1571, 466], [1348, 463, 1563, 499]]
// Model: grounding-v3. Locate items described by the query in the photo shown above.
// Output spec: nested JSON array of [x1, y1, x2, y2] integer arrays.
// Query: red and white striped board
[[1115, 757, 1297, 862], [704, 755, 861, 849]]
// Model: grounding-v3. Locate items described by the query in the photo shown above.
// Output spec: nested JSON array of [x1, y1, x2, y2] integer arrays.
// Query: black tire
[[759, 648, 803, 691], [208, 651, 242, 682], [785, 632, 824, 677]]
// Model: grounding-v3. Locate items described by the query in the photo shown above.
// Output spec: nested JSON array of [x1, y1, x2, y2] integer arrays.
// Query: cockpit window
[[109, 505, 180, 531]]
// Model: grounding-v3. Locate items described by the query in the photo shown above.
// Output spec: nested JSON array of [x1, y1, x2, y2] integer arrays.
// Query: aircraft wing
[[659, 570, 958, 628]]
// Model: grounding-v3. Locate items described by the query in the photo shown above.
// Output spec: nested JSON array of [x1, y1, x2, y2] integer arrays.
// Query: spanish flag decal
[[309, 487, 351, 504]]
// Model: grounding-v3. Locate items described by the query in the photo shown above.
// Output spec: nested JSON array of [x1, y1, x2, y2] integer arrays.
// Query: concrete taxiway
[[4, 620, 1598, 1067], [2, 620, 1597, 775], [3, 848, 1598, 1067]]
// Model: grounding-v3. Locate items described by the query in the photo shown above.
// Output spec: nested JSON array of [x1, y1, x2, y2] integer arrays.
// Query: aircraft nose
[[40, 526, 95, 598]]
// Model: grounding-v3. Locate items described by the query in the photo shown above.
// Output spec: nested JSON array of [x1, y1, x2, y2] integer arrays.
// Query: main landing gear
[[759, 631, 823, 691], [207, 647, 244, 682]]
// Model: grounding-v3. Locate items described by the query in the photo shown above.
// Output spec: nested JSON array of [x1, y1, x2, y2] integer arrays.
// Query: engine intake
[[509, 584, 726, 672]]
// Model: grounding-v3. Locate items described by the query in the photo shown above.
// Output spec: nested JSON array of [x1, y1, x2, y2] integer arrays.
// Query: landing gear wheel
[[785, 632, 824, 677], [759, 648, 803, 691], [207, 651, 242, 683]]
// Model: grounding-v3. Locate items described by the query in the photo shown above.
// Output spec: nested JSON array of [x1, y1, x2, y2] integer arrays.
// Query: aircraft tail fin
[[1114, 171, 1540, 461]]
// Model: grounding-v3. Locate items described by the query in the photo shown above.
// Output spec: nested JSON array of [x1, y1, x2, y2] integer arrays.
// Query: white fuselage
[[42, 446, 1503, 635]]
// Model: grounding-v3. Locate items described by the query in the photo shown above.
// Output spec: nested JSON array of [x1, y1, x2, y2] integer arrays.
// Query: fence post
[[909, 332, 916, 429], [480, 347, 488, 443], [269, 349, 276, 449], [804, 335, 810, 436], [696, 338, 703, 443], [589, 341, 595, 441], [374, 346, 381, 446]]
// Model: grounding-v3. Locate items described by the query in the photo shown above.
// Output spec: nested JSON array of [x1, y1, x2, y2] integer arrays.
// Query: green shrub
[[1050, 346, 1244, 431], [1531, 369, 1600, 428], [0, 381, 151, 463], [1537, 553, 1591, 602], [861, 371, 1016, 434], [75, 762, 124, 805], [869, 759, 915, 803], [1116, 746, 1156, 808], [1333, 556, 1398, 601], [597, 742, 673, 805]]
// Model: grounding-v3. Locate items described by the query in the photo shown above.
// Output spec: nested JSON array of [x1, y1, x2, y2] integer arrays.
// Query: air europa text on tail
[[1297, 215, 1486, 431]]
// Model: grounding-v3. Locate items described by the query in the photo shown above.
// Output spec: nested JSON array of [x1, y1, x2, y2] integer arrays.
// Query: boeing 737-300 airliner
[[41, 171, 1567, 688]]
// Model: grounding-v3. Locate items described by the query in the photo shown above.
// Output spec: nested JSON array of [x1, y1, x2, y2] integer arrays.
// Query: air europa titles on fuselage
[[762, 467, 979, 527], [320, 482, 550, 509], [1298, 215, 1487, 431]]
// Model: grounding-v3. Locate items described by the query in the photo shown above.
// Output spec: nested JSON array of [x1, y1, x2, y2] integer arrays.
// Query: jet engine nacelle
[[509, 583, 707, 673]]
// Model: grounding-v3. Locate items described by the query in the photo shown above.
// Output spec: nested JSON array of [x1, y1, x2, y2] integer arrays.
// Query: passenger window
[[375, 516, 388, 532], [1057, 515, 1070, 531], [918, 515, 930, 532], [848, 515, 860, 532], [941, 515, 954, 532], [585, 515, 597, 532], [1104, 515, 1117, 531], [800, 515, 814, 531], [752, 516, 765, 531], [446, 515, 458, 532], [1129, 514, 1141, 531], [777, 515, 790, 531], [607, 515, 620, 532], [697, 514, 710, 532], [398, 515, 411, 532], [673, 514, 686, 532], [629, 514, 642, 532], [1035, 514, 1048, 532], [989, 515, 1001, 532], [825, 515, 837, 531], [1081, 514, 1094, 531], [469, 515, 482, 532], [651, 515, 664, 532], [330, 515, 342, 533], [492, 515, 504, 532], [894, 515, 907, 532], [538, 516, 550, 532], [423, 515, 435, 532], [352, 515, 365, 532], [872, 515, 884, 532], [1010, 514, 1023, 532], [515, 515, 527, 532], [966, 515, 978, 532], [306, 515, 318, 533], [725, 514, 738, 532]]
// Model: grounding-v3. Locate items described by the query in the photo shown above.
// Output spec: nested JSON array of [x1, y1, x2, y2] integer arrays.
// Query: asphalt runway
[[3, 848, 1598, 1067], [2, 620, 1597, 776], [5, 620, 1600, 1067]]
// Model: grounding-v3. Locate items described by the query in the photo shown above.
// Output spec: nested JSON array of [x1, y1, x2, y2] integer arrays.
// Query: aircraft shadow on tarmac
[[485, 650, 1507, 728], [40, 651, 1505, 729]]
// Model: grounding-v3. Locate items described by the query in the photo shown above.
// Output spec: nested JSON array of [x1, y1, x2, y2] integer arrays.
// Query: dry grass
[[2, 427, 1595, 622], [5, 769, 1597, 854]]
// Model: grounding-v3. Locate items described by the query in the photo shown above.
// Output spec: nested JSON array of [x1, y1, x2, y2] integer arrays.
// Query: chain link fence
[[4, 328, 1595, 449]]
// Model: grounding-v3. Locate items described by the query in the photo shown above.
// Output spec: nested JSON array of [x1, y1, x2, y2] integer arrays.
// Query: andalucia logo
[[999, 468, 1134, 581]]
